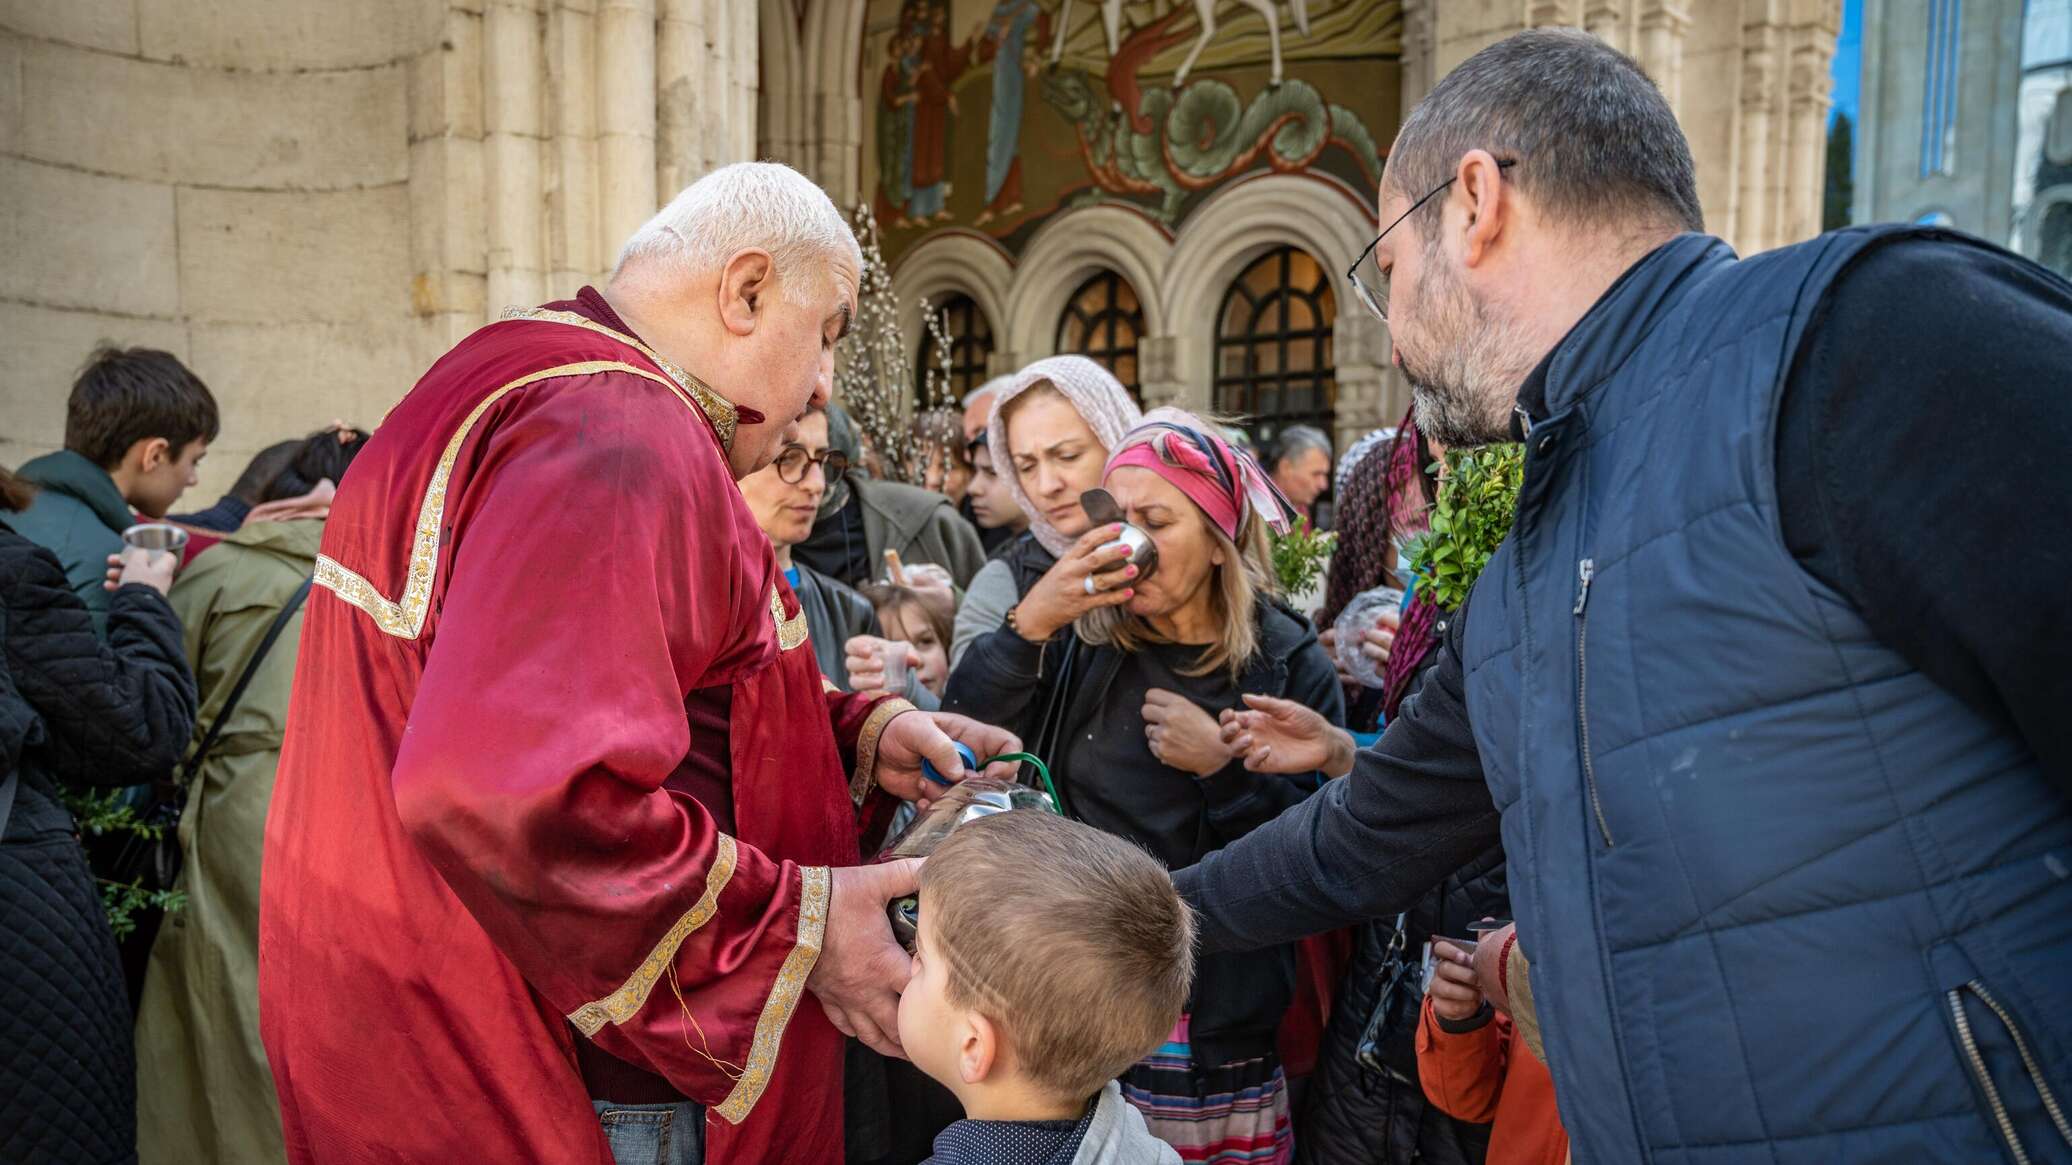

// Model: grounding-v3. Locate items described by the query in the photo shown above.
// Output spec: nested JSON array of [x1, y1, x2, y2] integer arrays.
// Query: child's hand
[[1428, 938, 1485, 1021]]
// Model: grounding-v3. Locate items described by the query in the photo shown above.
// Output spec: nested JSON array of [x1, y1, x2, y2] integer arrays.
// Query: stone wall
[[2, 0, 759, 501], [1, 0, 431, 499]]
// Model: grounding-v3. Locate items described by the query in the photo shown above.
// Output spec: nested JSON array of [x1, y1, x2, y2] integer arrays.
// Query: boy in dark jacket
[[11, 347, 219, 627]]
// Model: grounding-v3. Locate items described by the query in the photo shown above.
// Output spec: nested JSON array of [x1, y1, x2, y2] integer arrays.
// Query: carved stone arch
[[891, 230, 1015, 377], [1164, 174, 1398, 441], [1002, 204, 1172, 361]]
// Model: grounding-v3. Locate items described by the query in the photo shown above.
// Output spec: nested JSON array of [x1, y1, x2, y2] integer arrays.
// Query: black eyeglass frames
[[773, 446, 848, 485], [1346, 158, 1518, 322]]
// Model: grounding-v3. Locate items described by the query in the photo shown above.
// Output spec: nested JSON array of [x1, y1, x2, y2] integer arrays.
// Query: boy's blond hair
[[920, 812, 1196, 1101]]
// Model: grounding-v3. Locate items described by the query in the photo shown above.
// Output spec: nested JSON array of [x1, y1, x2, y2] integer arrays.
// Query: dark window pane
[[1213, 246, 1338, 440]]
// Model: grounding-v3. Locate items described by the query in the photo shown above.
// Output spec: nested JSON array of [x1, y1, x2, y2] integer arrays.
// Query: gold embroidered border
[[501, 306, 739, 450], [770, 585, 808, 652], [567, 835, 741, 1037], [713, 864, 830, 1125], [850, 698, 916, 805], [315, 360, 681, 640]]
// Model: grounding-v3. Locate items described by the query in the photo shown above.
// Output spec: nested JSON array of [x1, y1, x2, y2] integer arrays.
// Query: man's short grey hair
[[1389, 28, 1702, 236], [962, 375, 1014, 409], [613, 161, 863, 302], [1270, 424, 1332, 470]]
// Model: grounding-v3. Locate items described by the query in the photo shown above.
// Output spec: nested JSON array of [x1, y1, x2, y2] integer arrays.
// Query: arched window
[[915, 293, 995, 401], [1054, 271, 1145, 398], [1214, 245, 1336, 443]]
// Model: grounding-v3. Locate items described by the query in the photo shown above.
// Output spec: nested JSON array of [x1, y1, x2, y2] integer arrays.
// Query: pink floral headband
[[1103, 421, 1296, 541]]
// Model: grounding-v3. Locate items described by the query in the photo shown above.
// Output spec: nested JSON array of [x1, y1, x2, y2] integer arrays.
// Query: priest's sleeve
[[386, 372, 819, 1120], [826, 683, 913, 848]]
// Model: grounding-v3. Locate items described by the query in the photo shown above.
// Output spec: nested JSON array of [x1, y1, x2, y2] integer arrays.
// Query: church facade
[[1, 0, 1842, 494]]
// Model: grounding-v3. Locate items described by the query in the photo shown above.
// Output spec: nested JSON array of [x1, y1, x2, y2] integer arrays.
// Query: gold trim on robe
[[850, 698, 916, 805], [714, 864, 830, 1125], [566, 835, 741, 1037], [770, 585, 809, 652], [500, 306, 739, 450], [314, 360, 686, 640]]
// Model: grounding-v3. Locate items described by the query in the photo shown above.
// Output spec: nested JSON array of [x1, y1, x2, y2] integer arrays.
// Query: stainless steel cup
[[121, 523, 189, 556]]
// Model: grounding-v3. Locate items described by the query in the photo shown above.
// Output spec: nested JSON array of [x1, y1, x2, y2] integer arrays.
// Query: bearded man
[[1185, 28, 2072, 1165], [259, 163, 1014, 1165]]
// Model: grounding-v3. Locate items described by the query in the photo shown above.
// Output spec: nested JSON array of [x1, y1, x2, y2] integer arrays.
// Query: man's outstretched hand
[[873, 711, 1023, 803], [808, 859, 922, 1058]]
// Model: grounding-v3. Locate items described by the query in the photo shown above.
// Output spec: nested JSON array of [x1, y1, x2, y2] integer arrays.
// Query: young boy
[[11, 346, 219, 622], [898, 811, 1194, 1165]]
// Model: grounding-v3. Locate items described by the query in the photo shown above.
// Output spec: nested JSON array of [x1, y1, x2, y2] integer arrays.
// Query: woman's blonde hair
[[1074, 414, 1278, 679]]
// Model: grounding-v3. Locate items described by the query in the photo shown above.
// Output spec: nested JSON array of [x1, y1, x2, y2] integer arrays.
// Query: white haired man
[[259, 162, 1018, 1165]]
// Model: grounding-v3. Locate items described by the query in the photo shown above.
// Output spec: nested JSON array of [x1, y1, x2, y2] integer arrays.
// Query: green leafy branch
[[62, 786, 187, 937], [1402, 443, 1525, 611], [1270, 518, 1336, 598]]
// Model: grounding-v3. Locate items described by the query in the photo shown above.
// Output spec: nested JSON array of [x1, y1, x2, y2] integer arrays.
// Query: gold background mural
[[865, 0, 1402, 263]]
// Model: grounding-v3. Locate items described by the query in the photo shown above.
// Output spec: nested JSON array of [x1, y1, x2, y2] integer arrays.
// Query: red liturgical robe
[[258, 291, 904, 1164]]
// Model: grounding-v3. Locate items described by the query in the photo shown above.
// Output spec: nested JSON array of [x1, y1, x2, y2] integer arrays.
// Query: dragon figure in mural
[[1039, 4, 1380, 225]]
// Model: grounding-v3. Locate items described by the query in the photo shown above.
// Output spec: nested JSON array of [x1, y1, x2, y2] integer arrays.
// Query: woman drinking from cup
[[946, 355, 1142, 670], [941, 410, 1343, 1164]]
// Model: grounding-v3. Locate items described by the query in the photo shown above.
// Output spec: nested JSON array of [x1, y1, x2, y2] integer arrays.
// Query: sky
[[1831, 0, 1864, 129]]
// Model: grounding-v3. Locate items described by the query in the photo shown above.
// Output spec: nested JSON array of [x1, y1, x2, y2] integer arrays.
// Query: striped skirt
[[1119, 1015, 1293, 1165]]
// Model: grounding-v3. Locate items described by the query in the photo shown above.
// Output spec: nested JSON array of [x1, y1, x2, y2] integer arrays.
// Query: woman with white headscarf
[[943, 355, 1143, 668]]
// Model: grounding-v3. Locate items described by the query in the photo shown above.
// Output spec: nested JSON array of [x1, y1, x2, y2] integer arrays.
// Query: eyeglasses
[[772, 445, 848, 485], [1346, 158, 1517, 322]]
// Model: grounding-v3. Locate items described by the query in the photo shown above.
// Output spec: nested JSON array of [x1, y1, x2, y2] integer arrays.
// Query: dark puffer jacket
[[1296, 846, 1508, 1165], [1, 520, 197, 1165]]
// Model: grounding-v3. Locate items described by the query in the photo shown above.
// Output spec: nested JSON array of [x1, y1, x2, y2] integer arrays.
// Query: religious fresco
[[867, 0, 1401, 263]]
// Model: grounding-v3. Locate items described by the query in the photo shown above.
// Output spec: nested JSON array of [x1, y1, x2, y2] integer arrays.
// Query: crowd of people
[[3, 25, 2069, 1165]]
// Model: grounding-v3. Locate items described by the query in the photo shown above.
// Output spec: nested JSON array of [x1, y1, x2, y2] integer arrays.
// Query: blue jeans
[[593, 1100, 704, 1165]]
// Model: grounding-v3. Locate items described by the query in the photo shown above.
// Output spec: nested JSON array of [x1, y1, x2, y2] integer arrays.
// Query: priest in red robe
[[258, 162, 1015, 1165]]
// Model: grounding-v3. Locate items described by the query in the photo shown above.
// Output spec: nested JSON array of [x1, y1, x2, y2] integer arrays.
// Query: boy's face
[[897, 889, 986, 1091], [126, 436, 208, 519]]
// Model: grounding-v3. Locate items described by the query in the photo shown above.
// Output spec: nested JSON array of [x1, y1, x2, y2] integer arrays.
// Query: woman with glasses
[[792, 402, 987, 593], [942, 410, 1344, 1165], [737, 407, 880, 690]]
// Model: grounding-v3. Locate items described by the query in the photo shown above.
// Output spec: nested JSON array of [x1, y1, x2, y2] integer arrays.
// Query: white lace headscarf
[[984, 355, 1143, 555]]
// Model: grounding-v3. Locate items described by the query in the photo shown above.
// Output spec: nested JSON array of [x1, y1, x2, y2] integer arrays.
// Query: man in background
[[1266, 424, 1333, 525]]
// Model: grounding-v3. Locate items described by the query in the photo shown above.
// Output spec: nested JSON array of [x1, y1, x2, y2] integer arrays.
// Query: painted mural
[[866, 0, 1401, 262]]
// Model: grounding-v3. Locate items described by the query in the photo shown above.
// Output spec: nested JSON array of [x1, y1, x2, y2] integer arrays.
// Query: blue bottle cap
[[921, 741, 978, 787]]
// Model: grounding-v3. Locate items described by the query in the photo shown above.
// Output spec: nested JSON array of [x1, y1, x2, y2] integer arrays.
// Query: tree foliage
[[1403, 443, 1524, 611]]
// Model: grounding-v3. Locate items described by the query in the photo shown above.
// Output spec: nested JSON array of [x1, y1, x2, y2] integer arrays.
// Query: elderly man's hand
[[808, 860, 921, 1057], [873, 710, 1023, 802]]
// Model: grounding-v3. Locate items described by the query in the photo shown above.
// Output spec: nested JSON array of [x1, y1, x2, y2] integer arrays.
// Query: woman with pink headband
[[944, 408, 1344, 1165]]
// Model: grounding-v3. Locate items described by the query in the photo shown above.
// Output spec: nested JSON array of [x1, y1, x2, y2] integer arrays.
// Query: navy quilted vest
[[1460, 228, 2072, 1164]]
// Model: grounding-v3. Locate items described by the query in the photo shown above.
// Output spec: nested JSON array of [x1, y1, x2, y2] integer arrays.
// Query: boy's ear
[[959, 1011, 1000, 1086], [128, 436, 171, 474]]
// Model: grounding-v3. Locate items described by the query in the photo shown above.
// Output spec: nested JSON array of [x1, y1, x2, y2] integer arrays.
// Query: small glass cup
[[878, 641, 910, 698]]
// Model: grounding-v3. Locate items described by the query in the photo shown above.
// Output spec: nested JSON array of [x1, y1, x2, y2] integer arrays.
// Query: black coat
[[944, 585, 1343, 1067], [1, 521, 197, 1165]]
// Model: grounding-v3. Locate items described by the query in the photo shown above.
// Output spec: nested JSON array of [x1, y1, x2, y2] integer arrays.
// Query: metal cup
[[121, 523, 189, 556]]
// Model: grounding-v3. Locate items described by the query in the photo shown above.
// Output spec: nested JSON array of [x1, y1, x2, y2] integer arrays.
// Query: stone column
[[1137, 335, 1188, 410], [1637, 1, 1691, 113], [484, 0, 548, 311], [1737, 2, 1781, 254], [409, 2, 490, 357], [1330, 313, 1397, 450], [1783, 6, 1838, 243], [597, 0, 657, 250], [655, 0, 704, 197], [548, 0, 602, 291], [1529, 1, 1581, 27], [1584, 1, 1628, 53], [1399, 0, 1436, 112]]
